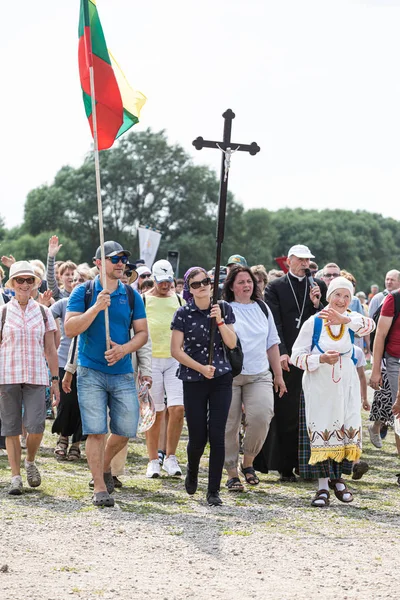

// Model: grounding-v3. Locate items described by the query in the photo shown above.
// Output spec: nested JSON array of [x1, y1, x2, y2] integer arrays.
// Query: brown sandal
[[329, 478, 354, 503], [311, 489, 330, 508], [67, 446, 81, 461], [54, 436, 68, 460]]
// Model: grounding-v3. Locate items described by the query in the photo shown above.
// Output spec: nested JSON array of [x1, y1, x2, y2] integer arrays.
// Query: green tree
[[22, 129, 242, 270], [0, 232, 81, 266]]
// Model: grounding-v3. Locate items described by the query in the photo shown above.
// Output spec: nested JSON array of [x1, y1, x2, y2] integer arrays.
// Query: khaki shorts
[[0, 384, 46, 437]]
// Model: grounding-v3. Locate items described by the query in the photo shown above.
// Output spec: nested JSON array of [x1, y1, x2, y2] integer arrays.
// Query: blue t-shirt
[[66, 277, 146, 374], [171, 300, 235, 382]]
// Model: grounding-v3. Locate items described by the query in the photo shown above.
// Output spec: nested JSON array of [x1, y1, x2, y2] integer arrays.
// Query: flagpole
[[88, 64, 111, 350]]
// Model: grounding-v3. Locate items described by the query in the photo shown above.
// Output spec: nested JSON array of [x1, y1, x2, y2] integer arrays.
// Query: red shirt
[[381, 293, 400, 358]]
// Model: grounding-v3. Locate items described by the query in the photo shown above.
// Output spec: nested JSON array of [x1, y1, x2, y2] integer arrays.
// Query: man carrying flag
[[74, 2, 147, 506]]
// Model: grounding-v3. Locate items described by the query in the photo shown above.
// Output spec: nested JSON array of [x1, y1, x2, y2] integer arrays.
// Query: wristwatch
[[51, 376, 59, 382]]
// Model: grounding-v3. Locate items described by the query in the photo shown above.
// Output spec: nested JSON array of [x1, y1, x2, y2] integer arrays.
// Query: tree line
[[1, 129, 399, 292]]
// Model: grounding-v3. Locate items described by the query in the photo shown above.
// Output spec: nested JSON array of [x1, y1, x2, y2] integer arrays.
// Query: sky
[[1, 0, 400, 229]]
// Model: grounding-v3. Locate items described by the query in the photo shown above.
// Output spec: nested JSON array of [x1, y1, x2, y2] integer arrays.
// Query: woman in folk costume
[[291, 277, 375, 507]]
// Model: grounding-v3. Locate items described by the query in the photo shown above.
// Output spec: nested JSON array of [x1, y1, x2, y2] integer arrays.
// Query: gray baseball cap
[[95, 241, 131, 260]]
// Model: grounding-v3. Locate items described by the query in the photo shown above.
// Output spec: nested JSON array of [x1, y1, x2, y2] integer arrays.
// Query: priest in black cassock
[[254, 244, 327, 481]]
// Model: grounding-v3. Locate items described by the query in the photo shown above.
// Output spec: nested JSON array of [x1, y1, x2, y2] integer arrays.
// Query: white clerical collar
[[289, 271, 305, 282]]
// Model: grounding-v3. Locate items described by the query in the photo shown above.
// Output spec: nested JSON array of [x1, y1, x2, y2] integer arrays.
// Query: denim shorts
[[77, 367, 139, 437]]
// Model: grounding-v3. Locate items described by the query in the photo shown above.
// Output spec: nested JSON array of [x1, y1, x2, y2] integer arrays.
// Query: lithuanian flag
[[78, 0, 146, 151]]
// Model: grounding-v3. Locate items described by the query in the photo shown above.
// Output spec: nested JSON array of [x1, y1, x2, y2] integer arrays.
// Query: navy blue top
[[67, 276, 146, 374], [171, 300, 235, 382]]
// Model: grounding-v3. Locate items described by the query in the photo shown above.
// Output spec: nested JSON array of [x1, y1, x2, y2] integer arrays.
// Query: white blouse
[[290, 311, 375, 372]]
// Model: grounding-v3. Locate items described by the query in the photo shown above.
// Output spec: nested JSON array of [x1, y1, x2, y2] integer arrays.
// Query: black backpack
[[370, 291, 400, 354], [82, 280, 136, 331]]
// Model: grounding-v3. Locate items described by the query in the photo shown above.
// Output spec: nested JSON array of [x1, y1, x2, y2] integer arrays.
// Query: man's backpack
[[82, 280, 136, 331], [370, 291, 400, 354], [311, 312, 357, 366]]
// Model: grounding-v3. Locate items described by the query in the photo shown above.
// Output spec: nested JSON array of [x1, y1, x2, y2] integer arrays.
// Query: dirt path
[[1, 394, 399, 600]]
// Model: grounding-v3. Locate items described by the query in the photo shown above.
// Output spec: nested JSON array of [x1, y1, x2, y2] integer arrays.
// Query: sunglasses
[[190, 277, 211, 289], [125, 270, 133, 278], [140, 273, 151, 279], [14, 277, 35, 285], [106, 255, 129, 265], [324, 273, 340, 279]]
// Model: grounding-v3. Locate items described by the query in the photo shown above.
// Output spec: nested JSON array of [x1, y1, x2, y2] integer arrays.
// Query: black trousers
[[183, 373, 232, 493], [52, 368, 84, 443], [254, 365, 302, 474]]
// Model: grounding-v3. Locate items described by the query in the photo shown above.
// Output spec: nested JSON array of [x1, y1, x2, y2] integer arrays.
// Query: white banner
[[138, 226, 162, 269]]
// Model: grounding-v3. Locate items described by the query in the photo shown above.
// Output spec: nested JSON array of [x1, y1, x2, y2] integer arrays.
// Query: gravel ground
[[1, 388, 399, 600]]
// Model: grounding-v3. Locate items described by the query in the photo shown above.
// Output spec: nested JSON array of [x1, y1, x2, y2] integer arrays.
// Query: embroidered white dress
[[291, 311, 375, 465]]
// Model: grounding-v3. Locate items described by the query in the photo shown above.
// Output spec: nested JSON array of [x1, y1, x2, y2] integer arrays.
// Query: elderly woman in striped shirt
[[0, 261, 59, 496]]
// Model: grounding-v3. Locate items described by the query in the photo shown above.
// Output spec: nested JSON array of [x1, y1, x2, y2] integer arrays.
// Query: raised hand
[[1, 254, 15, 268], [48, 235, 62, 258], [318, 307, 351, 326]]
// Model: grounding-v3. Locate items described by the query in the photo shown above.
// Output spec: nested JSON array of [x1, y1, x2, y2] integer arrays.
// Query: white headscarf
[[326, 276, 354, 301]]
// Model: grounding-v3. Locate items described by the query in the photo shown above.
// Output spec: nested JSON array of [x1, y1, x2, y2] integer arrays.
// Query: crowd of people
[[0, 238, 399, 509]]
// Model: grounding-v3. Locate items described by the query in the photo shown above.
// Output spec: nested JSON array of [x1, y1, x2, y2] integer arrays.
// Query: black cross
[[193, 109, 260, 362]]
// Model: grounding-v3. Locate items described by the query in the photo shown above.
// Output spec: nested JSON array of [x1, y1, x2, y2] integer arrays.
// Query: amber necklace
[[324, 322, 345, 341]]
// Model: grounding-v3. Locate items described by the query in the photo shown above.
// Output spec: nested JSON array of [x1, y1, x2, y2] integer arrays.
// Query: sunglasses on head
[[106, 255, 129, 265], [190, 277, 211, 289], [14, 277, 35, 285]]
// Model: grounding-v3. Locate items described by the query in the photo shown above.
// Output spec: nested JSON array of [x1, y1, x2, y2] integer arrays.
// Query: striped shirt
[[0, 298, 56, 385]]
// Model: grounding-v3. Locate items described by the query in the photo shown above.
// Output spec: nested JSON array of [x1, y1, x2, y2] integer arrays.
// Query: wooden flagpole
[[85, 3, 111, 349]]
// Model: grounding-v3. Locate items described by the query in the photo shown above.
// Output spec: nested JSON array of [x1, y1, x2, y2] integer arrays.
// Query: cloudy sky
[[1, 0, 400, 228]]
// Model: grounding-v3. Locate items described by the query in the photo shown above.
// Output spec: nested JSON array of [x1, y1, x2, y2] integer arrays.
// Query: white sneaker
[[368, 423, 382, 449], [20, 436, 27, 450], [146, 459, 161, 478], [162, 455, 182, 477]]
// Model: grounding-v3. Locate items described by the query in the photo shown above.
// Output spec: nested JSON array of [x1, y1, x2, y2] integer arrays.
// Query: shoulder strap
[[83, 279, 95, 312], [2, 293, 10, 304], [393, 291, 400, 320], [142, 293, 146, 307], [39, 304, 48, 325], [176, 293, 182, 307], [0, 305, 8, 345], [311, 314, 323, 351], [124, 284, 136, 329], [255, 299, 270, 319]]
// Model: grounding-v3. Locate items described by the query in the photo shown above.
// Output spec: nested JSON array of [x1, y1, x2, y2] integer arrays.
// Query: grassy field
[[1, 408, 399, 520]]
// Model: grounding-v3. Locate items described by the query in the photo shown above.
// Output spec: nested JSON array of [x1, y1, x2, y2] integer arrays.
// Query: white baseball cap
[[152, 260, 174, 283], [288, 244, 315, 259]]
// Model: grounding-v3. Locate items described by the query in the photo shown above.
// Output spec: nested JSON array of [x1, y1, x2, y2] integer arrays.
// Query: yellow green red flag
[[78, 0, 146, 150]]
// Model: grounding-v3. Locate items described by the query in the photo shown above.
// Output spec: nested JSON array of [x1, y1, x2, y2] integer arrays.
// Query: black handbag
[[219, 301, 244, 377]]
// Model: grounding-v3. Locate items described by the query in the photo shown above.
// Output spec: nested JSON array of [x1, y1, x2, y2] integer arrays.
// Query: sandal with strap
[[67, 446, 81, 462], [311, 489, 330, 508], [226, 477, 244, 492], [54, 436, 68, 460], [329, 478, 354, 503], [240, 464, 260, 485]]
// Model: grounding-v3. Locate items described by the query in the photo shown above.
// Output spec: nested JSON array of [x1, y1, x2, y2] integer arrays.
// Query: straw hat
[[5, 261, 42, 289]]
